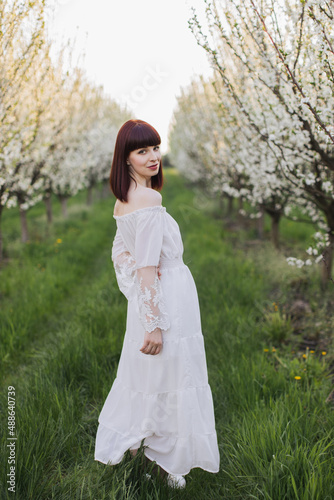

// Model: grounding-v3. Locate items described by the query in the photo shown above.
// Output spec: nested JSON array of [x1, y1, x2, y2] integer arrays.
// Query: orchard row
[[169, 0, 334, 287], [0, 0, 130, 261]]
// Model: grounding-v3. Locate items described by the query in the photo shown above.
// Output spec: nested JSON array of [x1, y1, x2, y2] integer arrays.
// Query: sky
[[48, 0, 213, 153]]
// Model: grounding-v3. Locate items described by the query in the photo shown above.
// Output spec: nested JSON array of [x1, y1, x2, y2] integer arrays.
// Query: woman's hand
[[140, 327, 162, 355]]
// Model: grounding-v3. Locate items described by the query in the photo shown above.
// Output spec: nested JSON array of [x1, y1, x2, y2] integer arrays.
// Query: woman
[[94, 119, 220, 489]]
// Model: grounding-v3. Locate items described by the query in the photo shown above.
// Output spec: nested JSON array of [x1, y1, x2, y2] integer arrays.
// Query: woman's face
[[127, 145, 161, 181]]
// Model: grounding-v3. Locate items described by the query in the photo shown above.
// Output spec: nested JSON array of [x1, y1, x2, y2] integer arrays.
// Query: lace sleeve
[[134, 207, 170, 333], [113, 251, 136, 301], [135, 265, 170, 333], [112, 228, 136, 301]]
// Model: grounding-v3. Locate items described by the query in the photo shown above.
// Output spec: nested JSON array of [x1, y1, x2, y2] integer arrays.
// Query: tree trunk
[[237, 197, 244, 222], [20, 205, 29, 243], [270, 212, 281, 249], [257, 206, 264, 240], [0, 206, 3, 266], [227, 196, 234, 216], [218, 194, 224, 212], [321, 232, 334, 289], [102, 180, 110, 198], [59, 196, 68, 218], [44, 194, 53, 224], [98, 182, 103, 199], [87, 185, 93, 205], [238, 197, 243, 211]]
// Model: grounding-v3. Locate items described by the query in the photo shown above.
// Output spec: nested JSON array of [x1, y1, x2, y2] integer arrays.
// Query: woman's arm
[[112, 229, 137, 301], [135, 265, 169, 332], [134, 206, 171, 355]]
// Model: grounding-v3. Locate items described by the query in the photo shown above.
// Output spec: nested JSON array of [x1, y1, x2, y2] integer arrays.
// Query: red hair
[[110, 119, 164, 202]]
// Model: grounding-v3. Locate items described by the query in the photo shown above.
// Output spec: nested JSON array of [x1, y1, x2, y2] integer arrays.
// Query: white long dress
[[94, 204, 220, 476]]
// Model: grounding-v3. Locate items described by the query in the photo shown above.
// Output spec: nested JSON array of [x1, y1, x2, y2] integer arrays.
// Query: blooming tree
[[0, 0, 131, 260], [0, 0, 47, 253], [188, 0, 334, 285], [44, 75, 130, 217], [169, 76, 294, 247]]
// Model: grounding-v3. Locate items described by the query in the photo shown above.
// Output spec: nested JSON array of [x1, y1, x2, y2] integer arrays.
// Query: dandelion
[[302, 354, 307, 359], [322, 351, 327, 356], [294, 376, 301, 380], [310, 350, 315, 354], [264, 348, 269, 352], [56, 238, 62, 244], [272, 348, 276, 352]]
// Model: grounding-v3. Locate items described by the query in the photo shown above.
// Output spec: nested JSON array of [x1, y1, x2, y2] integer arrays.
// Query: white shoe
[[167, 473, 186, 489]]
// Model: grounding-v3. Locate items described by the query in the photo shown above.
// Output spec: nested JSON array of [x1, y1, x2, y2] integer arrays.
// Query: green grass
[[1, 171, 333, 499]]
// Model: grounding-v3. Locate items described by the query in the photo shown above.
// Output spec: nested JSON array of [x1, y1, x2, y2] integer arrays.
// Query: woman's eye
[[138, 150, 146, 154], [154, 146, 160, 151]]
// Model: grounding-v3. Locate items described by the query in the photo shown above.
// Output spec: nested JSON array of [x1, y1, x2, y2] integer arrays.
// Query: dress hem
[[143, 449, 220, 476], [94, 451, 220, 477], [94, 427, 220, 476]]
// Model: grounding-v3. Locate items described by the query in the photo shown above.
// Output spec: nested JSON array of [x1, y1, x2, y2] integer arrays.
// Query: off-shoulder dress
[[94, 204, 220, 476]]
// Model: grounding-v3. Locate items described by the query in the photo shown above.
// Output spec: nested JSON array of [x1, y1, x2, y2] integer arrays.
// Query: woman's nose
[[150, 150, 159, 161]]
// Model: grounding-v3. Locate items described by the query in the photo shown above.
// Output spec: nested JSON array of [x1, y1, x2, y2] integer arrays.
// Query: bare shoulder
[[114, 187, 162, 216], [134, 186, 162, 207]]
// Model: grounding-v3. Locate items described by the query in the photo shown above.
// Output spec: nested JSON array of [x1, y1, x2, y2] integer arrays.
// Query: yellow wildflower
[[56, 238, 62, 244], [294, 376, 301, 380], [263, 348, 269, 352], [302, 354, 307, 359], [310, 350, 315, 354], [322, 351, 327, 356]]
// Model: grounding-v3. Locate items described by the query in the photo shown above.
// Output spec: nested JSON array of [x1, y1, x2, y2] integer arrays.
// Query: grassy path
[[1, 171, 333, 499]]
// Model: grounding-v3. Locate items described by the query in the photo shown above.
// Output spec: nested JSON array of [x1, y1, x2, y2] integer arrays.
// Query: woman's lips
[[148, 164, 158, 169]]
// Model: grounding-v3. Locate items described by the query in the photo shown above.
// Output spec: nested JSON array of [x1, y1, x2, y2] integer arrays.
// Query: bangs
[[110, 119, 164, 202], [125, 121, 161, 154]]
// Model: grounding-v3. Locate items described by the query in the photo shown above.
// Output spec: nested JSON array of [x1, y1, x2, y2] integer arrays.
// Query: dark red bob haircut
[[110, 119, 164, 202]]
